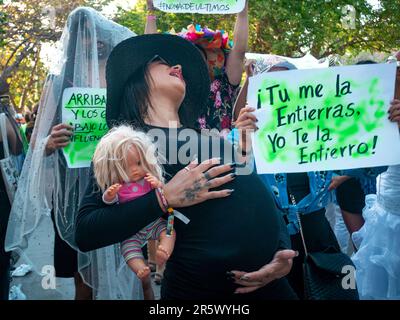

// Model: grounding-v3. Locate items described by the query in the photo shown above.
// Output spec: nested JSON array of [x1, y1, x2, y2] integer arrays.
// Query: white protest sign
[[248, 63, 400, 173], [154, 0, 246, 14], [62, 87, 108, 168]]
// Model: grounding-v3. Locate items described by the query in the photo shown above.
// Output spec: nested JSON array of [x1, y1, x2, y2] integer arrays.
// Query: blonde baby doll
[[92, 125, 176, 283]]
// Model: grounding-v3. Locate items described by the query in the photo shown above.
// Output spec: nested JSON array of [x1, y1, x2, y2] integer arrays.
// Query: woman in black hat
[[76, 34, 298, 300]]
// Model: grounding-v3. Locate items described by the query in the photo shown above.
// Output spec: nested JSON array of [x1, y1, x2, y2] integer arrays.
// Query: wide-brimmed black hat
[[106, 34, 210, 128]]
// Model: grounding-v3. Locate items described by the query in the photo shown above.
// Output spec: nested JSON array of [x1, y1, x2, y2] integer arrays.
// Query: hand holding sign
[[389, 99, 400, 126], [233, 106, 257, 154], [153, 0, 246, 14], [147, 0, 156, 10], [244, 59, 256, 78], [45, 123, 73, 156]]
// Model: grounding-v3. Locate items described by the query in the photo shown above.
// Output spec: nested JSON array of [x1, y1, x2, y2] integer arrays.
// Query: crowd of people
[[1, 0, 400, 300]]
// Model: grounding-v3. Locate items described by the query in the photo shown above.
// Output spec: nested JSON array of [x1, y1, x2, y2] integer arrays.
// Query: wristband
[[156, 187, 175, 236], [156, 187, 169, 211], [147, 14, 157, 21]]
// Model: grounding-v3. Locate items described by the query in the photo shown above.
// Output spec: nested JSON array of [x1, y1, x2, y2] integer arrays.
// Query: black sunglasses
[[147, 55, 171, 66]]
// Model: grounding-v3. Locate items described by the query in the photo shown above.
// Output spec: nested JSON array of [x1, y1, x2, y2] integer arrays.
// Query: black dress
[[76, 127, 298, 300], [51, 209, 78, 278]]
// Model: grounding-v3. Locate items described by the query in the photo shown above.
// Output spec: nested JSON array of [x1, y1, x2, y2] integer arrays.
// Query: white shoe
[[11, 264, 33, 277], [9, 284, 27, 300]]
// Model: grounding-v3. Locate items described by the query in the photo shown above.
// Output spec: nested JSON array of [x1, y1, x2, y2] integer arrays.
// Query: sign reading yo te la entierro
[[248, 63, 400, 174], [62, 87, 108, 168], [154, 0, 246, 14]]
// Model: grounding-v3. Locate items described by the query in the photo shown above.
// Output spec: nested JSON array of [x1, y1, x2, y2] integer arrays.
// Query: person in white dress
[[352, 52, 400, 299]]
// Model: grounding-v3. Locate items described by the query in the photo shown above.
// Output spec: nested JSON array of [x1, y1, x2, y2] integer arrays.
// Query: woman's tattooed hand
[[162, 158, 236, 208]]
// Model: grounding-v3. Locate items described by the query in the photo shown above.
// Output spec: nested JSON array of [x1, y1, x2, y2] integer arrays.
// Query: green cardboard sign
[[62, 87, 108, 168]]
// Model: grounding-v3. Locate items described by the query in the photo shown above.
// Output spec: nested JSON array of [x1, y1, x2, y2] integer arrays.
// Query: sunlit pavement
[[9, 217, 160, 300]]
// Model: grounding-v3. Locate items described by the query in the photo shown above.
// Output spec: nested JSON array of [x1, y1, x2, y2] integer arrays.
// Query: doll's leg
[[126, 257, 151, 280], [121, 230, 151, 280], [147, 218, 175, 266], [155, 230, 176, 266]]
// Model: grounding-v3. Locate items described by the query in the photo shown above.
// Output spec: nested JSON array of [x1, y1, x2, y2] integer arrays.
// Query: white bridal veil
[[5, 7, 142, 299]]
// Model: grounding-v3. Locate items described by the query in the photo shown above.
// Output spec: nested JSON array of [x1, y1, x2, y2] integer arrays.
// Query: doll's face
[[126, 145, 146, 182]]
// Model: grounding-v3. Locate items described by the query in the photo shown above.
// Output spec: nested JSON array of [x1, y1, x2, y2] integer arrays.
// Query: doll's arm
[[102, 183, 122, 205], [144, 173, 163, 189]]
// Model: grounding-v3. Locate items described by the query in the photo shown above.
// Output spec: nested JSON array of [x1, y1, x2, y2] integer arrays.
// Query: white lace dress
[[352, 165, 400, 300]]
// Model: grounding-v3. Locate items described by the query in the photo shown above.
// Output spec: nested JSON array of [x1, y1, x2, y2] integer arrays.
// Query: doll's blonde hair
[[93, 125, 163, 192]]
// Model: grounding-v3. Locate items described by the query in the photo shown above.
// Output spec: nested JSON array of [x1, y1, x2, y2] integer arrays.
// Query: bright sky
[[102, 0, 138, 17], [368, 0, 381, 10]]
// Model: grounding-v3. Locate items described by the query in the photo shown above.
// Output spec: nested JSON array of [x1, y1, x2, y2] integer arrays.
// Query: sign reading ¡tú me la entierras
[[248, 63, 400, 174], [62, 87, 108, 168]]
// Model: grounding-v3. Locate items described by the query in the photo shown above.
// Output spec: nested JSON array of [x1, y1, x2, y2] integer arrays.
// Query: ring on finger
[[184, 166, 191, 172], [203, 171, 211, 180]]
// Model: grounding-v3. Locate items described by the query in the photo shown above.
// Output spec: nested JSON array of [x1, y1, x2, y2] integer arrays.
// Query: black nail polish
[[230, 173, 237, 178], [226, 272, 235, 280], [228, 162, 237, 168]]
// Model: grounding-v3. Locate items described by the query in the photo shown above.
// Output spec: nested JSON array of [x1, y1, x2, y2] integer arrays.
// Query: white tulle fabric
[[352, 165, 400, 300], [5, 7, 142, 300]]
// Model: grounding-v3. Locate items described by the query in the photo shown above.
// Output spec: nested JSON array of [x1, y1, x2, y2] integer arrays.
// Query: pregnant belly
[[165, 173, 281, 297]]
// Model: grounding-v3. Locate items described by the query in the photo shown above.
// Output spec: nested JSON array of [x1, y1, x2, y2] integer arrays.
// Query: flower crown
[[177, 24, 233, 53], [172, 24, 233, 79]]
